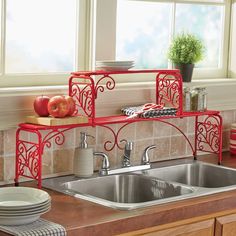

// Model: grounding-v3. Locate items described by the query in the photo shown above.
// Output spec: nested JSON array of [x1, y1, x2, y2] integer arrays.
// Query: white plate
[[0, 187, 50, 209], [0, 206, 50, 217], [96, 65, 134, 71], [96, 60, 134, 66], [0, 199, 51, 211], [0, 203, 51, 216]]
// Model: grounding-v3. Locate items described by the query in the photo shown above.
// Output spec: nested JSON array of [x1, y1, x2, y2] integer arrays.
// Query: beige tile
[[187, 117, 196, 135], [53, 149, 74, 173], [152, 137, 170, 161], [0, 157, 3, 181], [222, 130, 230, 151], [169, 118, 188, 136], [170, 135, 187, 158], [153, 121, 171, 138], [186, 134, 195, 157], [4, 128, 17, 155], [0, 131, 3, 156], [4, 156, 15, 181], [118, 123, 136, 143], [53, 129, 75, 150], [135, 122, 153, 140], [96, 125, 117, 149], [221, 110, 235, 130], [42, 151, 53, 176]]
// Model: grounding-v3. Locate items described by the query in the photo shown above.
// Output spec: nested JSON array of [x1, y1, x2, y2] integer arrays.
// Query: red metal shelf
[[18, 110, 220, 130], [71, 69, 180, 76], [15, 69, 223, 188]]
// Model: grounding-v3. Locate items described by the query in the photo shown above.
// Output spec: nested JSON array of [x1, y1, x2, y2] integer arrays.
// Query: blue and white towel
[[0, 219, 66, 236], [121, 105, 177, 118]]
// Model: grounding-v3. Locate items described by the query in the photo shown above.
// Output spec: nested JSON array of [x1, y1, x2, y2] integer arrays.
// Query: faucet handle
[[93, 152, 110, 175], [141, 145, 156, 165]]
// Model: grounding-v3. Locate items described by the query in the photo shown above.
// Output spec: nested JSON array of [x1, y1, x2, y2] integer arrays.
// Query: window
[[0, 0, 90, 87], [96, 0, 231, 80], [0, 0, 232, 87]]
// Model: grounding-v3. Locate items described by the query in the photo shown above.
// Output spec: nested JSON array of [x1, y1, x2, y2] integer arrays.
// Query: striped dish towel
[[121, 105, 177, 118], [0, 219, 66, 236]]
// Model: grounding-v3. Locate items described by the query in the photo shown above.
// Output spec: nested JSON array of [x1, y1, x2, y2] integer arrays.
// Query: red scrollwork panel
[[156, 71, 183, 115], [15, 129, 42, 186], [17, 140, 40, 179], [15, 127, 74, 188], [69, 75, 95, 118], [195, 114, 223, 155]]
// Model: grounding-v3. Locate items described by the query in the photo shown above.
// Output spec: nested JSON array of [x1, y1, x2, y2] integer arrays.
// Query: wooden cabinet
[[119, 219, 215, 236], [120, 213, 236, 236], [215, 213, 236, 236]]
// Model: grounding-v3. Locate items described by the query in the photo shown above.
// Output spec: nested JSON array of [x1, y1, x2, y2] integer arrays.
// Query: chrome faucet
[[93, 152, 110, 175], [141, 145, 156, 165], [93, 144, 156, 176], [121, 140, 133, 167]]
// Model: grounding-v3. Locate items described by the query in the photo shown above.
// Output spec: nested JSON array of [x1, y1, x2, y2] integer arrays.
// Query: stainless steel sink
[[42, 160, 236, 210], [43, 174, 194, 210], [143, 161, 236, 188]]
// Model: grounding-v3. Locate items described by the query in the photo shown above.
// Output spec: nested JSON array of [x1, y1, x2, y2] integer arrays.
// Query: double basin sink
[[42, 160, 236, 210]]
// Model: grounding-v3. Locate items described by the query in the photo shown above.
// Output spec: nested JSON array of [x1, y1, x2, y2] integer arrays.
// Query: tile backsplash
[[0, 110, 235, 185]]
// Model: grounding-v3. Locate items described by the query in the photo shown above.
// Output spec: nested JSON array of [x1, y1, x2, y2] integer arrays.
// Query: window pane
[[6, 0, 77, 73], [175, 3, 224, 68], [116, 0, 171, 69]]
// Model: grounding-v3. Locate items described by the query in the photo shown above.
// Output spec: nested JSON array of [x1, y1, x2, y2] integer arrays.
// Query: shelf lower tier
[[19, 110, 220, 130]]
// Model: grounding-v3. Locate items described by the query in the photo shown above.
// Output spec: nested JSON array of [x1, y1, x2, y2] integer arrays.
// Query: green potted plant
[[168, 33, 204, 82]]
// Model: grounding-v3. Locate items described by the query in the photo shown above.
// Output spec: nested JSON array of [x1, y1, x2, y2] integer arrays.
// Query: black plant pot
[[175, 63, 194, 83]]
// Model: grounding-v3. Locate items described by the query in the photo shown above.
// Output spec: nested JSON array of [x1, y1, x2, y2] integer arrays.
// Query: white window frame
[[0, 0, 93, 88], [95, 0, 231, 82]]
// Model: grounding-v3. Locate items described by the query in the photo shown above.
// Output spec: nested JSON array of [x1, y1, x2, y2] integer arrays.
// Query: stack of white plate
[[96, 60, 135, 71], [0, 187, 51, 225]]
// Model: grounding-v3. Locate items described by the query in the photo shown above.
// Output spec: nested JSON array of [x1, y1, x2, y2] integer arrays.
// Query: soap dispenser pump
[[73, 132, 94, 177]]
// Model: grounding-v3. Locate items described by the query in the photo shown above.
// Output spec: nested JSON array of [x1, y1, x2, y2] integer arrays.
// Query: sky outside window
[[5, 0, 77, 73]]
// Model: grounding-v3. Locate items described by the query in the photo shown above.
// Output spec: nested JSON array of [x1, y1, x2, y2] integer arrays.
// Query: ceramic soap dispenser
[[73, 132, 94, 177]]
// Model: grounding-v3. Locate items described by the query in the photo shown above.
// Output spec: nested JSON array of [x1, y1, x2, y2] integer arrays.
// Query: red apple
[[33, 95, 50, 117], [64, 95, 76, 116], [47, 95, 69, 118]]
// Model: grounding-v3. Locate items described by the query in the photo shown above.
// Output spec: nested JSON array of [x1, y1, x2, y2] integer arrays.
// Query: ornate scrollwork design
[[71, 82, 94, 117], [16, 140, 40, 178], [196, 115, 222, 153], [98, 122, 135, 151], [42, 128, 71, 150], [95, 75, 115, 98], [156, 73, 181, 110]]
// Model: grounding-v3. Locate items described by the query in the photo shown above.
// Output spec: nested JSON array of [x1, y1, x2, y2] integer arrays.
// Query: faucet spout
[[120, 140, 133, 167]]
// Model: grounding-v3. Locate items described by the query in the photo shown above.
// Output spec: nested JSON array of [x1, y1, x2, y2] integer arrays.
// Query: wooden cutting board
[[25, 115, 89, 126]]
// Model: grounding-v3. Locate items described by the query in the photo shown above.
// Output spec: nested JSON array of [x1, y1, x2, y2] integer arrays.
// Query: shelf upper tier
[[71, 69, 180, 76], [19, 110, 220, 130]]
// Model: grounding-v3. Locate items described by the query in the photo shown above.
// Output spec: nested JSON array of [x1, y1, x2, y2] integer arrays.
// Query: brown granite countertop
[[3, 152, 236, 236]]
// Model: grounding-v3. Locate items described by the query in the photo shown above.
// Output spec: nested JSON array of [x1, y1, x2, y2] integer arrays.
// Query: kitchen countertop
[[3, 152, 236, 236]]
